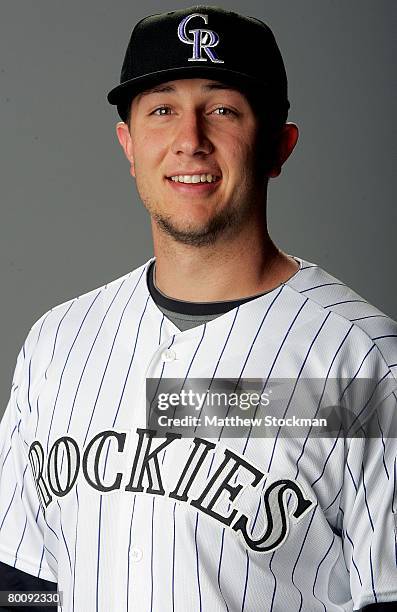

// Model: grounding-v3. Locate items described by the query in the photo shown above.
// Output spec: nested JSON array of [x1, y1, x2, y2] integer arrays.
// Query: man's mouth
[[166, 173, 221, 184]]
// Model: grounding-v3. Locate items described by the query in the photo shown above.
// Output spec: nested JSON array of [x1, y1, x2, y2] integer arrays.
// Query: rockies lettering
[[28, 428, 314, 554]]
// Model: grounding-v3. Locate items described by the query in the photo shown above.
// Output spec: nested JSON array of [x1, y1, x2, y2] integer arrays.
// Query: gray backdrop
[[1, 1, 395, 417]]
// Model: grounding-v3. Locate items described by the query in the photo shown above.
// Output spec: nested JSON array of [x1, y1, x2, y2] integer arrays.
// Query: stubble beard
[[150, 204, 244, 247], [140, 186, 259, 248]]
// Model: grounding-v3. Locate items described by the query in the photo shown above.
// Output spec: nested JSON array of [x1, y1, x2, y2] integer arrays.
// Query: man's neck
[[152, 222, 299, 302]]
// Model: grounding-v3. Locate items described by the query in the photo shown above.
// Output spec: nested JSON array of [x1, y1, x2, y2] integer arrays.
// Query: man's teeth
[[169, 174, 218, 183]]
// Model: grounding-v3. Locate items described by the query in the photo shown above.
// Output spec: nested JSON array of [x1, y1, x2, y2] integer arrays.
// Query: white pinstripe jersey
[[1, 257, 396, 611]]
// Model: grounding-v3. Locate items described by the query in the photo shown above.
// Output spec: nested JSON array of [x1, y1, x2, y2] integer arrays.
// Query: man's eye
[[212, 107, 236, 116], [151, 106, 172, 116]]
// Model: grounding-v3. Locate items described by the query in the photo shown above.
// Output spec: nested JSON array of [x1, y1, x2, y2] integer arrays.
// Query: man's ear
[[116, 122, 135, 177], [266, 123, 299, 178]]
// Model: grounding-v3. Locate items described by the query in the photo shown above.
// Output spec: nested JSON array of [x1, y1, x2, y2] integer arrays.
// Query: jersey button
[[162, 348, 176, 362], [130, 546, 143, 562]]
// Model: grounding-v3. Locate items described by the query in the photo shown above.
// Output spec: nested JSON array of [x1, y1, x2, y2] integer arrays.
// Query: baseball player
[[0, 6, 396, 612]]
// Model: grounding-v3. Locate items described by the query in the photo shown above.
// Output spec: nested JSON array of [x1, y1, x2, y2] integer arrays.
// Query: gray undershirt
[[150, 263, 271, 331], [157, 304, 221, 331]]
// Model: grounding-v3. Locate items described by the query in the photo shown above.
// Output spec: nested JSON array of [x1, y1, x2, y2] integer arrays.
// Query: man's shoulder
[[22, 259, 153, 360], [286, 257, 397, 375]]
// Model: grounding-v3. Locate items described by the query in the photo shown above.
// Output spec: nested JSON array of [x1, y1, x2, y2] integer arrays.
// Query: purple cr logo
[[177, 13, 224, 64]]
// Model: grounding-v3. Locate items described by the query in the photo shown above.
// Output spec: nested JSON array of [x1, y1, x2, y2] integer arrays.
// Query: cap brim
[[107, 65, 263, 105]]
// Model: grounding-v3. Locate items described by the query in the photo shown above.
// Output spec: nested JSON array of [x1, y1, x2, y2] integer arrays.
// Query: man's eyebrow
[[139, 81, 242, 97], [140, 84, 175, 96], [201, 82, 241, 93]]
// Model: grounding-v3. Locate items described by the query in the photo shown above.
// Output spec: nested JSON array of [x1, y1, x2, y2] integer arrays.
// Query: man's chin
[[153, 213, 235, 248]]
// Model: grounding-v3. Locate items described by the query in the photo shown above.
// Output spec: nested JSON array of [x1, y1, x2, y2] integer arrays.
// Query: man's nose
[[170, 111, 213, 156]]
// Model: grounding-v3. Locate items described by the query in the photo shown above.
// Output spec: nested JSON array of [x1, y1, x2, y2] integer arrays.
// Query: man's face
[[118, 78, 267, 247]]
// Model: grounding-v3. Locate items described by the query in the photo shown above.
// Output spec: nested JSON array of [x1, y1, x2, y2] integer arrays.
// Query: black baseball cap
[[107, 6, 290, 121]]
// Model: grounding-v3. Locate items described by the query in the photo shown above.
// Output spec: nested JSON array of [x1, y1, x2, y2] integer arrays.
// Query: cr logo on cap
[[177, 13, 224, 64]]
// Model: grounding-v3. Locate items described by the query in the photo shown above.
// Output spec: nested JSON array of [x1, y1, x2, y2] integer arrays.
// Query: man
[[0, 6, 396, 611]]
